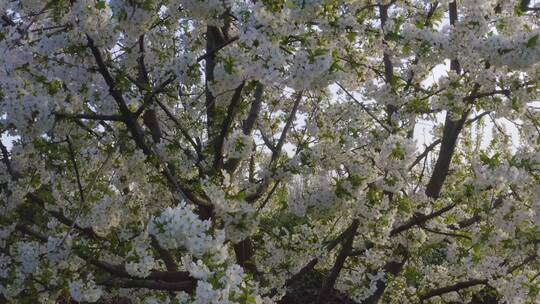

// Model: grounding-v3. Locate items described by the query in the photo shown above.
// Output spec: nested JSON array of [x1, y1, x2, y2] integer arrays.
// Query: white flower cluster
[[210, 61, 246, 97], [2, 0, 540, 302], [46, 234, 72, 266], [68, 277, 103, 303], [477, 31, 540, 69], [184, 258, 213, 280], [237, 20, 286, 85], [125, 240, 157, 278], [0, 224, 15, 248], [376, 135, 416, 192], [77, 195, 122, 236], [177, 264, 260, 304], [173, 52, 198, 85], [148, 203, 225, 258], [0, 254, 11, 279], [288, 49, 334, 90], [224, 130, 254, 161], [109, 0, 156, 40], [490, 275, 530, 303], [12, 241, 41, 275], [69, 0, 114, 45], [378, 135, 416, 172], [203, 179, 258, 242], [176, 243, 268, 303], [341, 268, 386, 302], [164, 0, 228, 25], [187, 264, 257, 304], [287, 174, 338, 217], [0, 93, 54, 139], [472, 159, 529, 189], [255, 224, 322, 296], [403, 18, 540, 70], [378, 84, 402, 109]]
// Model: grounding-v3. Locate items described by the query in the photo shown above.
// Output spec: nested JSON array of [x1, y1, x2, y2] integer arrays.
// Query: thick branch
[[54, 112, 125, 122], [424, 110, 468, 199], [204, 26, 226, 149], [315, 219, 359, 304], [362, 259, 407, 304], [26, 192, 102, 240], [87, 35, 211, 211], [197, 34, 239, 63], [242, 83, 264, 135], [213, 82, 245, 171], [246, 92, 302, 203], [424, 1, 465, 199], [1, 14, 16, 26], [150, 236, 178, 272], [14, 224, 195, 288], [224, 83, 264, 172], [100, 277, 196, 292], [419, 279, 488, 300], [409, 139, 442, 169], [390, 203, 456, 236], [379, 2, 398, 124], [86, 34, 151, 155], [0, 140, 20, 179], [137, 35, 150, 87], [273, 92, 302, 162]]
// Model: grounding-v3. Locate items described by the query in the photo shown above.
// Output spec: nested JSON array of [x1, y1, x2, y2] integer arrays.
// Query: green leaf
[[390, 143, 405, 160], [511, 97, 520, 111], [397, 197, 411, 213], [479, 151, 501, 169], [335, 179, 351, 199], [46, 80, 62, 95], [349, 174, 365, 188], [515, 4, 524, 16], [526, 34, 539, 48], [346, 31, 356, 42], [95, 0, 106, 9], [224, 57, 235, 74]]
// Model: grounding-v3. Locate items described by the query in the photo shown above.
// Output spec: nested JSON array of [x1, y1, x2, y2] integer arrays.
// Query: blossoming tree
[[1, 0, 540, 303]]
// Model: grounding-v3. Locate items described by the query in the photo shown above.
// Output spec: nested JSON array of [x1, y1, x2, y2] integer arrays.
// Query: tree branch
[[99, 277, 196, 292], [150, 236, 178, 272], [26, 192, 102, 240], [390, 203, 456, 236], [54, 112, 125, 122], [14, 223, 195, 290], [419, 279, 488, 300], [66, 136, 85, 204], [424, 0, 467, 200], [155, 99, 201, 158], [409, 139, 442, 169], [315, 219, 359, 304], [224, 82, 264, 172], [379, 1, 398, 125], [87, 35, 211, 212], [246, 92, 302, 203], [0, 140, 20, 180], [273, 92, 303, 162], [363, 258, 407, 304], [213, 82, 245, 171], [86, 34, 150, 155], [337, 83, 391, 132]]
